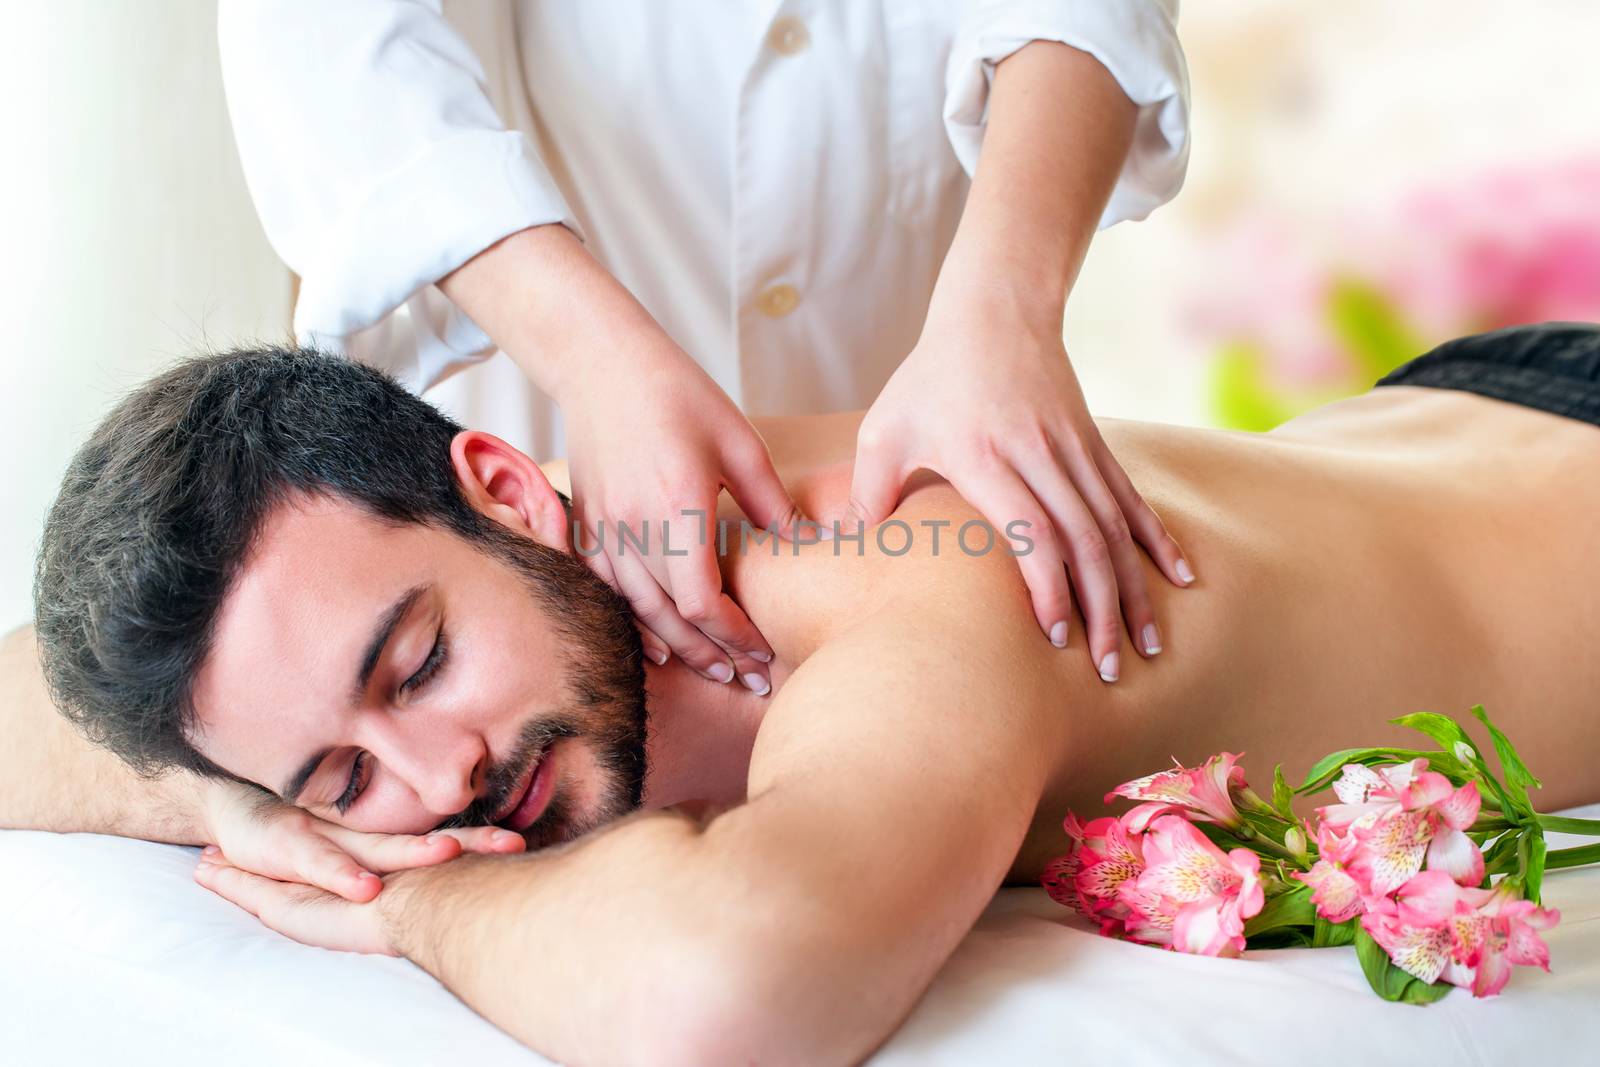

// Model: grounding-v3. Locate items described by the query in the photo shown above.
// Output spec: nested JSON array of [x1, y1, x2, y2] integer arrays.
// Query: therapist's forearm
[[438, 224, 682, 404], [0, 626, 209, 842], [936, 41, 1138, 319]]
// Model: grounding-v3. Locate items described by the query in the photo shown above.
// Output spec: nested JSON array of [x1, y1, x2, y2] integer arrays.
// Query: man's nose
[[377, 728, 488, 818]]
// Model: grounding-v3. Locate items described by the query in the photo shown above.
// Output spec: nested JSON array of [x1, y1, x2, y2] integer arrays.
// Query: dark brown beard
[[431, 520, 649, 847]]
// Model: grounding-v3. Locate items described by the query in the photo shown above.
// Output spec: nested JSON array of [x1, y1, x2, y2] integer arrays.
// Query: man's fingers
[[426, 826, 528, 855], [283, 835, 387, 902], [1095, 440, 1195, 589], [319, 826, 490, 876], [194, 859, 390, 955]]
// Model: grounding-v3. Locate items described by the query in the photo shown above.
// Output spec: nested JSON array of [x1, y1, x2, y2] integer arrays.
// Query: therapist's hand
[[846, 286, 1194, 682], [199, 779, 524, 904], [440, 225, 803, 694], [561, 335, 807, 693]]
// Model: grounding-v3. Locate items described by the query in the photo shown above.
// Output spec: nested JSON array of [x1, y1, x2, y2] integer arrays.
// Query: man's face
[[189, 493, 647, 849]]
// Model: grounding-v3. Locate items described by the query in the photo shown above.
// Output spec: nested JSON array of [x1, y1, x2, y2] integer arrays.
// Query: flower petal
[[1436, 782, 1482, 831], [1425, 827, 1485, 887]]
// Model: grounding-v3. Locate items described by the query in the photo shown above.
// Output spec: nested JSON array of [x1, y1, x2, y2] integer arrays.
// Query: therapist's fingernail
[[1098, 652, 1120, 684], [645, 646, 669, 666], [1176, 558, 1196, 585], [1141, 624, 1162, 656], [1048, 621, 1069, 648], [749, 649, 773, 664], [740, 673, 772, 697], [706, 662, 735, 684]]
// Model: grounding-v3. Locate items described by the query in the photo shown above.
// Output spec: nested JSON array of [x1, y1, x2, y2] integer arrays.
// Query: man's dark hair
[[33, 346, 607, 780]]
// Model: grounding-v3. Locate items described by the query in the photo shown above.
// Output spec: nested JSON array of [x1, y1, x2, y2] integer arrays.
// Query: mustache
[[434, 716, 578, 831]]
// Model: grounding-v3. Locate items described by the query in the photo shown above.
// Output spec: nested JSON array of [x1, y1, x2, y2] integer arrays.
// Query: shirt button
[[767, 17, 810, 56], [756, 284, 800, 318]]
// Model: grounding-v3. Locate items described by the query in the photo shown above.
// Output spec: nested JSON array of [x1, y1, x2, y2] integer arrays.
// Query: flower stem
[[1544, 843, 1600, 871], [1536, 814, 1600, 836]]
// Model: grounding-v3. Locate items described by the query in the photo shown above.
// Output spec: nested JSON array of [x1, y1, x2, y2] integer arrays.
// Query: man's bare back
[[592, 385, 1600, 883]]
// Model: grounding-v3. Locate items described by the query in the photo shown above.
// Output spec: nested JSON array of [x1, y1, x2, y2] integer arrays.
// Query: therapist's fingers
[[721, 437, 813, 541], [1052, 439, 1160, 661], [945, 460, 1077, 652], [662, 538, 774, 694], [1017, 446, 1133, 680], [607, 548, 736, 684], [845, 419, 909, 529], [1093, 439, 1195, 589], [574, 501, 670, 664]]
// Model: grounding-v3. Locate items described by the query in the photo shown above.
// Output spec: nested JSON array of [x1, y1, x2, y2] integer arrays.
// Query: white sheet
[[3, 806, 1597, 1065]]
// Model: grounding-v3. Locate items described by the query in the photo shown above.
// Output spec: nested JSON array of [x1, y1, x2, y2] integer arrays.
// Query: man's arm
[[362, 542, 1067, 1064], [0, 625, 206, 840]]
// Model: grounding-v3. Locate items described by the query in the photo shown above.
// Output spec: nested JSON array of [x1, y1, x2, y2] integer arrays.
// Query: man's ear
[[449, 431, 570, 552]]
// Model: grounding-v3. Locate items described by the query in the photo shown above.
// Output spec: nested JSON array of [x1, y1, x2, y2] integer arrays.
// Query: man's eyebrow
[[353, 583, 428, 706], [277, 583, 427, 804]]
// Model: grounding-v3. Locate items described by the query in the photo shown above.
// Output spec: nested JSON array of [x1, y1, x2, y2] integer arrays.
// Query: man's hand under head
[[196, 779, 525, 906]]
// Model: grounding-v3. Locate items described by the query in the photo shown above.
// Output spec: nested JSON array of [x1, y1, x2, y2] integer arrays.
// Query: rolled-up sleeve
[[943, 0, 1190, 228], [217, 0, 578, 363]]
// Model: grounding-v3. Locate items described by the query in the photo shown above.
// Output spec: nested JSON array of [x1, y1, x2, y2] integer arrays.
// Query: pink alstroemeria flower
[[1109, 752, 1248, 832], [1117, 815, 1264, 957], [1294, 823, 1366, 923], [1316, 761, 1484, 895], [1391, 871, 1562, 998], [1041, 813, 1146, 935]]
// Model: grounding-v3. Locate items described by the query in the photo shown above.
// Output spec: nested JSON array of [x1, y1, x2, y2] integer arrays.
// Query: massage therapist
[[218, 0, 1195, 694]]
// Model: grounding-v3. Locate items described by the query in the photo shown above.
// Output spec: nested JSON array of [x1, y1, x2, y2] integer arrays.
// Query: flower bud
[[1284, 826, 1308, 856], [1453, 741, 1478, 764]]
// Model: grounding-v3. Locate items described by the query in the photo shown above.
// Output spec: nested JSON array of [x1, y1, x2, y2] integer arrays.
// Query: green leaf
[[1295, 747, 1437, 795], [1325, 278, 1424, 383], [1353, 926, 1451, 1005], [1470, 705, 1542, 813], [1271, 764, 1295, 819], [1355, 926, 1400, 999], [1397, 977, 1455, 1005], [1244, 884, 1315, 939], [1520, 830, 1548, 905], [1480, 831, 1522, 880], [1536, 814, 1600, 835], [1390, 712, 1473, 752], [1546, 843, 1600, 871], [1313, 915, 1357, 948], [1390, 712, 1519, 818]]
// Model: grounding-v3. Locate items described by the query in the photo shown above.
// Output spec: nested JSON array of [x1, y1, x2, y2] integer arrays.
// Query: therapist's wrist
[[926, 258, 1068, 340], [440, 224, 676, 403]]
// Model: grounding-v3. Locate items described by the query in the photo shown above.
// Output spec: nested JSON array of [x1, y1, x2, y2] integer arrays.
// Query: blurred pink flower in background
[[1184, 156, 1600, 430]]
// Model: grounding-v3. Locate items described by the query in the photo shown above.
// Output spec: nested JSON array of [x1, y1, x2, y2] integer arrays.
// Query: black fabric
[[1375, 322, 1600, 427]]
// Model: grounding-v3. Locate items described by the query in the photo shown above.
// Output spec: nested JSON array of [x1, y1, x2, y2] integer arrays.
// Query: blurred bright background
[[4, 0, 1599, 628]]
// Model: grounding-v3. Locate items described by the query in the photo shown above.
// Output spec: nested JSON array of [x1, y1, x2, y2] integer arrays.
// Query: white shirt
[[219, 0, 1189, 459]]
